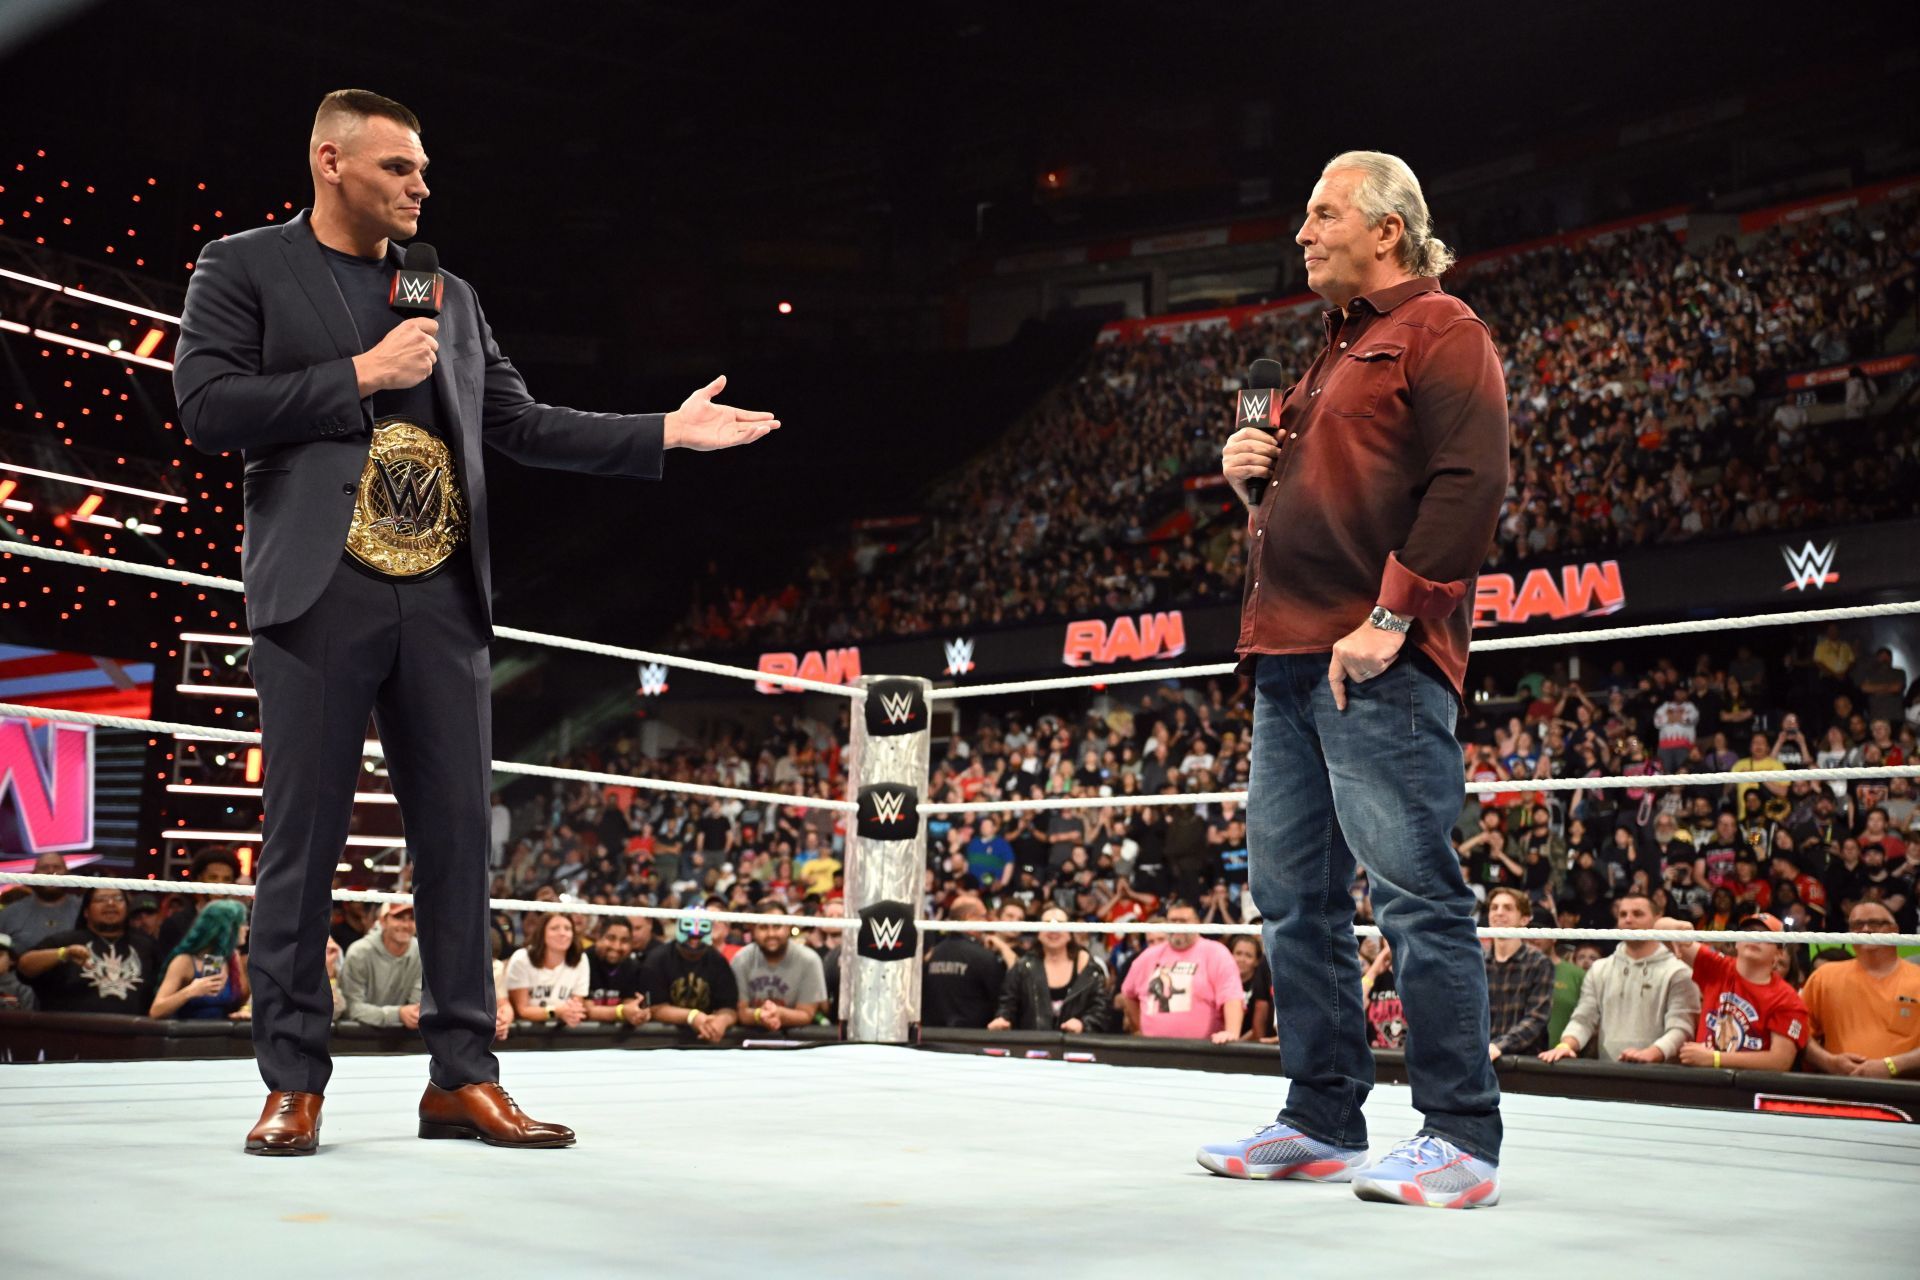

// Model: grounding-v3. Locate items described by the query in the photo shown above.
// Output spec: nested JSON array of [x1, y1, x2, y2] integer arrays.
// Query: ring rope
[[0, 701, 858, 813], [0, 539, 862, 698], [920, 764, 1920, 815], [925, 599, 1920, 700], [3, 873, 1909, 948]]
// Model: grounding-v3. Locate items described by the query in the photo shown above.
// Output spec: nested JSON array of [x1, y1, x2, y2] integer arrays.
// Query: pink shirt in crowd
[[1121, 938, 1246, 1039]]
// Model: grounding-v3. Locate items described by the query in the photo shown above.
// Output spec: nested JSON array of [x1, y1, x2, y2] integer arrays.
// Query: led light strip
[[162, 829, 407, 847], [167, 783, 398, 804], [0, 266, 182, 324], [175, 683, 258, 698], [0, 461, 187, 505]]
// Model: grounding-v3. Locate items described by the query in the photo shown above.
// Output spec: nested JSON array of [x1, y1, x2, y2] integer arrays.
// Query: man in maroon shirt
[[1196, 151, 1508, 1209]]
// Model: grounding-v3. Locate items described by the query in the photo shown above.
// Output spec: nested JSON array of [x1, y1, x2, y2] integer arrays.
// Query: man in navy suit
[[174, 89, 778, 1155]]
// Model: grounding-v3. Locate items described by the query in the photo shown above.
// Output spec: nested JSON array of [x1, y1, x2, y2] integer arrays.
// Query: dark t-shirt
[[586, 952, 647, 1005], [27, 929, 160, 1015], [921, 937, 1006, 1029], [641, 944, 739, 1014], [318, 244, 439, 432]]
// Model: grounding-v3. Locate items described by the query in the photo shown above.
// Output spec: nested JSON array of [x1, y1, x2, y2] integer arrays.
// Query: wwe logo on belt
[[879, 691, 917, 725], [637, 663, 670, 697], [1780, 540, 1838, 592], [943, 637, 975, 677], [1237, 390, 1270, 424], [370, 459, 444, 535], [869, 789, 907, 825]]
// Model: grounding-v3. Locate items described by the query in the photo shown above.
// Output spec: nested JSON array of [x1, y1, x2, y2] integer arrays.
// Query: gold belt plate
[[343, 417, 468, 579]]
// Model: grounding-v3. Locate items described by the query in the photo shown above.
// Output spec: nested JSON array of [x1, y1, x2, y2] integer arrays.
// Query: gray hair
[[1321, 150, 1456, 277]]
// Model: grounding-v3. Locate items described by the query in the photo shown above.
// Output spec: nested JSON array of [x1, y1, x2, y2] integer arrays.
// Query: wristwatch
[[1367, 605, 1412, 634]]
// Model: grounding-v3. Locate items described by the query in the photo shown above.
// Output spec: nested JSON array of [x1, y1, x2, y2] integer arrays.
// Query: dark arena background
[[2, 2, 1918, 1273]]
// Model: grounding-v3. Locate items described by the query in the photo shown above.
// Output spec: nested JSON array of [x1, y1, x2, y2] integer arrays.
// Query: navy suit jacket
[[172, 209, 664, 630]]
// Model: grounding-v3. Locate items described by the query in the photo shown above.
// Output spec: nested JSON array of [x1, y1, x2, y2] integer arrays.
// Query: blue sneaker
[[1195, 1122, 1370, 1182], [1351, 1134, 1500, 1209]]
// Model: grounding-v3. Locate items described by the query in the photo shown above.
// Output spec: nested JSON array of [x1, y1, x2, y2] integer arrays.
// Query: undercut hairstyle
[[1321, 149, 1456, 276], [311, 89, 421, 147]]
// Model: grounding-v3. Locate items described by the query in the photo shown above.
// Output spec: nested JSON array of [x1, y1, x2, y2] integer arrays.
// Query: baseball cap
[[1738, 913, 1785, 933]]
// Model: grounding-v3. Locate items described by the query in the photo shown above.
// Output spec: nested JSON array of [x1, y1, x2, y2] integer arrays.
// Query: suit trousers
[[248, 551, 500, 1094]]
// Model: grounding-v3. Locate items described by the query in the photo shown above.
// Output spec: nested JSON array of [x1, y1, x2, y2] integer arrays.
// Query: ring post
[[843, 675, 931, 1044]]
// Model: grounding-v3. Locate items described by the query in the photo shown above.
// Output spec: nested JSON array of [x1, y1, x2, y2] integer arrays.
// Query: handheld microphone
[[1237, 357, 1287, 506], [389, 242, 444, 319]]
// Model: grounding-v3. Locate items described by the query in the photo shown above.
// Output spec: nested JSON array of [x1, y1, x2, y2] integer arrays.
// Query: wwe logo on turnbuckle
[[637, 663, 670, 697], [943, 637, 975, 676], [371, 461, 442, 534], [869, 789, 908, 825], [866, 913, 907, 952], [1237, 390, 1270, 424], [1780, 540, 1839, 592], [878, 691, 917, 725]]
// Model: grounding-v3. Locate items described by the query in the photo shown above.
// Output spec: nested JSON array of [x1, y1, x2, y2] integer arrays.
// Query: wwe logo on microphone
[[879, 691, 916, 725], [1237, 390, 1270, 424], [1780, 540, 1839, 592], [397, 275, 435, 305], [943, 637, 975, 677], [637, 663, 670, 697], [869, 789, 907, 825]]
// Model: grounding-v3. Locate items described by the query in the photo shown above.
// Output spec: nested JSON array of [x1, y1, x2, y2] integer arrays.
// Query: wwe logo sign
[[867, 913, 907, 951], [371, 460, 442, 534], [393, 272, 438, 307], [1781, 540, 1839, 592], [869, 789, 908, 825], [637, 663, 670, 697], [879, 691, 917, 725], [943, 637, 975, 677]]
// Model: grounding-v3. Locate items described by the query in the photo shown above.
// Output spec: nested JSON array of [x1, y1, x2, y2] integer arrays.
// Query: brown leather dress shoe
[[418, 1082, 575, 1148], [245, 1090, 323, 1156]]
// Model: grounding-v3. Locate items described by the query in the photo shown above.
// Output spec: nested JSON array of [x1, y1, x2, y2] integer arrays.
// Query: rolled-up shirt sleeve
[[1376, 316, 1509, 619]]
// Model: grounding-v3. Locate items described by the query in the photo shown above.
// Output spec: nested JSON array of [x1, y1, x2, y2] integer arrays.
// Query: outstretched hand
[[664, 375, 780, 451]]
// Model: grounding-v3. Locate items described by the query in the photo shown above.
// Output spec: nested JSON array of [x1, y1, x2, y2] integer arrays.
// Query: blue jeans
[[1248, 651, 1502, 1163]]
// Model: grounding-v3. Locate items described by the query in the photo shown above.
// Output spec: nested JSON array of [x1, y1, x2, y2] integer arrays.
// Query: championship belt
[[343, 417, 468, 580]]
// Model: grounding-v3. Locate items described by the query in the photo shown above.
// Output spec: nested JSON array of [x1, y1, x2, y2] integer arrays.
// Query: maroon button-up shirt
[[1235, 276, 1508, 696]]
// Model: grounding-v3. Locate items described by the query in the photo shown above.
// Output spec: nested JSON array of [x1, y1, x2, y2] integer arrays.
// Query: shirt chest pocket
[[1327, 340, 1406, 419]]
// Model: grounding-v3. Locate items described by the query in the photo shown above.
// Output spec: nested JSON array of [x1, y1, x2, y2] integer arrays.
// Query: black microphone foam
[[1249, 357, 1285, 390], [402, 241, 439, 272]]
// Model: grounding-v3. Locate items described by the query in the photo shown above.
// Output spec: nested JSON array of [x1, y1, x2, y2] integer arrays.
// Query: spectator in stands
[[1539, 892, 1698, 1063], [987, 905, 1113, 1033], [644, 911, 739, 1042], [156, 848, 242, 955], [733, 903, 828, 1032], [338, 902, 423, 1029], [965, 816, 1016, 892], [1658, 913, 1809, 1071], [0, 851, 82, 953], [1801, 901, 1920, 1078], [1121, 901, 1242, 1042], [0, 933, 38, 1010], [325, 935, 346, 1022], [922, 897, 1007, 1029], [148, 898, 250, 1020], [1230, 934, 1276, 1042], [580, 917, 650, 1027], [16, 886, 160, 1015], [1361, 938, 1405, 1050], [1485, 888, 1555, 1059]]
